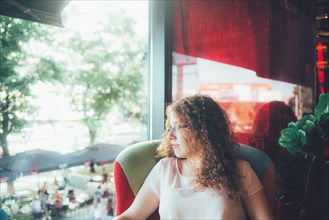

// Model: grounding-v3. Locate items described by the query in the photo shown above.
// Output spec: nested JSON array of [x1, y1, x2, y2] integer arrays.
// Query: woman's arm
[[114, 181, 159, 220], [242, 188, 274, 220]]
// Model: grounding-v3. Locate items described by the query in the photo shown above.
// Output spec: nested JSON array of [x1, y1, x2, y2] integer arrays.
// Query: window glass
[[170, 0, 315, 143], [1, 1, 149, 197], [172, 53, 313, 135], [1, 1, 149, 156]]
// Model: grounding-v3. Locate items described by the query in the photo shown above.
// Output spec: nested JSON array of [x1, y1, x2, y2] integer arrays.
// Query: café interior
[[0, 0, 328, 220]]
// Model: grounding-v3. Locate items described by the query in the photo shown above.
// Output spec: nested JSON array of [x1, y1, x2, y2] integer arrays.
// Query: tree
[[0, 16, 63, 156], [62, 11, 147, 143]]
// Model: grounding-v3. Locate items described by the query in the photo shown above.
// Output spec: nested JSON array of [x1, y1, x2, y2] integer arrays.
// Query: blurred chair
[[114, 140, 276, 219]]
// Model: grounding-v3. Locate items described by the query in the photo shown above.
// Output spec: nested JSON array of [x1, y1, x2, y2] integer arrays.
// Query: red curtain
[[172, 0, 315, 86]]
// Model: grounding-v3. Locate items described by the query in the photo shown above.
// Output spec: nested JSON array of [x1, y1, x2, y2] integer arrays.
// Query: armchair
[[114, 140, 276, 219]]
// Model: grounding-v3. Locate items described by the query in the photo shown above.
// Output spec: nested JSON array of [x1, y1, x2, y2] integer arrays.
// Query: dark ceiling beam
[[0, 0, 70, 27]]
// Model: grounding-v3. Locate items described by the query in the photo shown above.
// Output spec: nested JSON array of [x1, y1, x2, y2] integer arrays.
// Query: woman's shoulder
[[148, 157, 177, 179], [237, 159, 250, 166], [236, 159, 253, 174]]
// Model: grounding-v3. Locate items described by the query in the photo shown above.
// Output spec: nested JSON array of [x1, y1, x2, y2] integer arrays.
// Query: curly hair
[[156, 94, 241, 200]]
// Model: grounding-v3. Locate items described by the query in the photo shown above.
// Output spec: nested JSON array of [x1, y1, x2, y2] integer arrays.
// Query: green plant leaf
[[302, 119, 316, 132], [279, 92, 329, 159], [288, 122, 297, 129], [299, 129, 307, 145], [315, 92, 329, 119], [278, 127, 301, 149]]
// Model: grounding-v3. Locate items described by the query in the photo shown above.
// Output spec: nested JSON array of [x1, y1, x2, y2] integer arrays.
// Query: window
[[1, 1, 149, 155], [170, 0, 315, 138]]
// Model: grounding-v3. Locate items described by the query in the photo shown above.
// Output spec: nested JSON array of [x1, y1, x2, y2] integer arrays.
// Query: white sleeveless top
[[145, 157, 263, 219]]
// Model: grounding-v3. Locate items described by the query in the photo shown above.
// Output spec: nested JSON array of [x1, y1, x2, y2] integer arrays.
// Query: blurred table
[[15, 189, 33, 197], [91, 175, 103, 182]]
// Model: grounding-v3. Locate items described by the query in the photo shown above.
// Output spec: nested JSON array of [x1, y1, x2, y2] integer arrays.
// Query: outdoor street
[[1, 164, 116, 219]]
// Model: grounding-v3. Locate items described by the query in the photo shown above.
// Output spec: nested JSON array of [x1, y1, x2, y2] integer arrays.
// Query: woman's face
[[168, 112, 190, 158]]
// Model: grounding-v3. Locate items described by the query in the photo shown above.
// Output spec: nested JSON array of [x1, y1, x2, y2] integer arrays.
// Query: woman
[[115, 94, 273, 219]]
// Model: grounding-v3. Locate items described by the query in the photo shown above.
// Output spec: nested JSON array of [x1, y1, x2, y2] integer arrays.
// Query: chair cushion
[[114, 161, 137, 215], [115, 140, 160, 195], [237, 143, 273, 181]]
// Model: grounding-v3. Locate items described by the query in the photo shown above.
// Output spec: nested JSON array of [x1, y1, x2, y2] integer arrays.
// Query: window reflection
[[172, 53, 313, 134]]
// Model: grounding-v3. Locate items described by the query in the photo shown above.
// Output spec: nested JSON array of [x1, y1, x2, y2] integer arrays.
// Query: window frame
[[148, 0, 172, 140]]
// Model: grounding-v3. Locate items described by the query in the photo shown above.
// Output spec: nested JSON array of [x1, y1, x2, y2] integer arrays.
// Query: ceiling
[[0, 0, 70, 27]]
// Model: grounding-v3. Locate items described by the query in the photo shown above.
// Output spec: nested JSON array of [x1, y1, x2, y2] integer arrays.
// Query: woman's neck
[[177, 157, 200, 177]]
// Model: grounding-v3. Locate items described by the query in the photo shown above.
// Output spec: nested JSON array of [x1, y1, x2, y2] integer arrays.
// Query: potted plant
[[277, 92, 329, 219]]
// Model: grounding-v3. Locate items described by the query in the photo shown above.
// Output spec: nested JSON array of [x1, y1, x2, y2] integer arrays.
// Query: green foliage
[[278, 92, 329, 220], [315, 92, 329, 118], [34, 58, 65, 82], [60, 11, 147, 143], [1, 7, 148, 151], [278, 92, 329, 158], [0, 16, 63, 156]]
